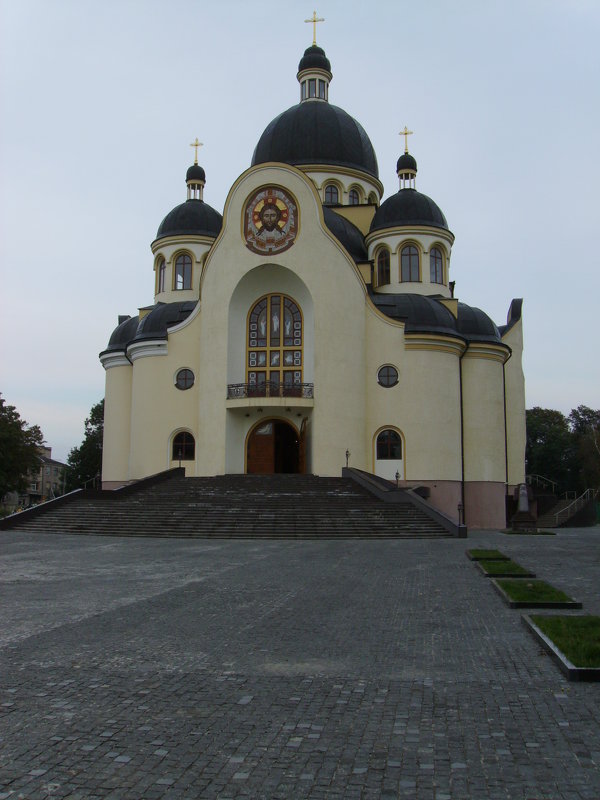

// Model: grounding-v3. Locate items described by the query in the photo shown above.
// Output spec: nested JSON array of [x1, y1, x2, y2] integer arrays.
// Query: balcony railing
[[227, 382, 314, 400]]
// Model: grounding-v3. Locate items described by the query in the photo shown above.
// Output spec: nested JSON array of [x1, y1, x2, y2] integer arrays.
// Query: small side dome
[[186, 164, 206, 182], [298, 45, 331, 74], [322, 207, 367, 262], [456, 303, 501, 340], [133, 301, 196, 342], [396, 152, 417, 173], [155, 159, 222, 241], [156, 200, 222, 240], [370, 189, 448, 232], [102, 315, 140, 354]]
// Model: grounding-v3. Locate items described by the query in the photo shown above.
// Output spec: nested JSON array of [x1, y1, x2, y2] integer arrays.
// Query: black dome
[[369, 292, 503, 344], [100, 302, 197, 357], [186, 164, 206, 182], [397, 153, 417, 173], [155, 199, 222, 240], [298, 45, 331, 74], [252, 102, 379, 179], [322, 207, 367, 263], [370, 189, 448, 232]]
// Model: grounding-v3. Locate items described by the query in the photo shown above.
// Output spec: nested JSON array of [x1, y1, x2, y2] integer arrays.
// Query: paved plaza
[[1, 528, 599, 799]]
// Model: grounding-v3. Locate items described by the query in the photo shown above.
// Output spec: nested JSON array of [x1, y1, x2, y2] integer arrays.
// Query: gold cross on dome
[[189, 138, 203, 165], [305, 10, 324, 45], [399, 126, 413, 154]]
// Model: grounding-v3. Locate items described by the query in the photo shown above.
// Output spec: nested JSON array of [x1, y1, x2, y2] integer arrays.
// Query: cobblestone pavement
[[1, 528, 599, 799]]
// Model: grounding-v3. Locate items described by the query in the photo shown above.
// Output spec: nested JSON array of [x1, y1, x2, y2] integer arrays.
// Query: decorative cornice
[[99, 352, 131, 370], [404, 334, 466, 356], [462, 343, 510, 363], [127, 339, 168, 361]]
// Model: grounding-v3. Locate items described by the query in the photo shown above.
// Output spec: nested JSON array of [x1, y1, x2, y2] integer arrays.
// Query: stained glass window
[[247, 294, 303, 391]]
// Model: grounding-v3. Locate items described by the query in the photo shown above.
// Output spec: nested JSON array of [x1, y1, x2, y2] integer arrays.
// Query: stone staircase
[[2, 473, 451, 539]]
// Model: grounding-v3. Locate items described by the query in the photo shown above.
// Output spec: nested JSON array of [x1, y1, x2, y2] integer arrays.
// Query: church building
[[100, 32, 526, 529]]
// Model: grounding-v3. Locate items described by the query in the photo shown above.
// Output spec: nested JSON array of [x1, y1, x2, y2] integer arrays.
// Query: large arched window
[[376, 249, 390, 286], [324, 184, 339, 205], [174, 253, 192, 290], [401, 245, 420, 282], [376, 429, 402, 460], [157, 257, 166, 293], [247, 294, 303, 394], [172, 432, 195, 460], [430, 247, 444, 284], [348, 188, 360, 205]]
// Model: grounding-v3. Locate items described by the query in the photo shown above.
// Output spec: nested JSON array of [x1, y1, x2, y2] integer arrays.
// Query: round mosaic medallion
[[244, 187, 298, 255]]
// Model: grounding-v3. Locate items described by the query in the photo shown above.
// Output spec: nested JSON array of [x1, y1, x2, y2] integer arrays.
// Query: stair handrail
[[553, 488, 599, 526], [526, 474, 558, 493]]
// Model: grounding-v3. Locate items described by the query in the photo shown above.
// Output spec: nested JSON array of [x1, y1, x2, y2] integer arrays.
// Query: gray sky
[[1, 0, 598, 462]]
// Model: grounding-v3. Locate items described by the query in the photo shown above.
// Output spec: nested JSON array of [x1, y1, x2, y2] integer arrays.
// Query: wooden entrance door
[[247, 420, 301, 474]]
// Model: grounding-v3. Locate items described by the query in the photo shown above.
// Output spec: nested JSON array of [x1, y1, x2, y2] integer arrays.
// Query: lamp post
[[345, 449, 350, 468], [395, 471, 400, 489]]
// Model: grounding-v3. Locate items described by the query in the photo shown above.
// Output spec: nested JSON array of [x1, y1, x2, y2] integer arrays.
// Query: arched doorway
[[247, 419, 301, 474]]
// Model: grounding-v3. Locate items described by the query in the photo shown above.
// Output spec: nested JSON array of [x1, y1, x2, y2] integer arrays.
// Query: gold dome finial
[[189, 138, 203, 166], [399, 126, 414, 154], [304, 10, 324, 46]]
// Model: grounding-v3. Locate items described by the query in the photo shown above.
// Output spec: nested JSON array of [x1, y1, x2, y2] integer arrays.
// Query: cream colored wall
[[461, 354, 506, 483], [305, 168, 382, 206], [150, 235, 214, 304], [366, 226, 454, 297], [502, 319, 526, 486], [126, 322, 201, 478], [102, 361, 132, 484], [193, 162, 368, 477], [364, 311, 464, 482]]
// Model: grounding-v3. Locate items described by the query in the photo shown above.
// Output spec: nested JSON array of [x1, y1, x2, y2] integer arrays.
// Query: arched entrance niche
[[227, 264, 314, 387], [246, 418, 302, 474]]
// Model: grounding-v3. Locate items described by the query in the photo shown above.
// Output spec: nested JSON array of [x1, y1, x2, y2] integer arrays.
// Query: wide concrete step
[[5, 474, 451, 539]]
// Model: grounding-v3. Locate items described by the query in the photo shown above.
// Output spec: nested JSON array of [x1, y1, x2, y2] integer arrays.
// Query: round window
[[175, 368, 195, 390], [377, 365, 398, 387]]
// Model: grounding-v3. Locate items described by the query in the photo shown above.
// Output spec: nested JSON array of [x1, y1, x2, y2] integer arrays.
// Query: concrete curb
[[491, 579, 582, 609], [521, 614, 600, 682], [475, 561, 535, 578]]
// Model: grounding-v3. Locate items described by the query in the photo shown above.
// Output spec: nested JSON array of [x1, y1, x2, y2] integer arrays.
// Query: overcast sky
[[1, 0, 598, 462]]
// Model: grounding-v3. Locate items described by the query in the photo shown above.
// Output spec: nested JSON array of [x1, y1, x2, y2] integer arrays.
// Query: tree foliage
[[0, 395, 45, 498], [65, 400, 104, 492], [526, 405, 600, 493]]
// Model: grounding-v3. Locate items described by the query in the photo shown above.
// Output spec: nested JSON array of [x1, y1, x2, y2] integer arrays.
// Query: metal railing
[[227, 382, 314, 400], [553, 487, 599, 526], [526, 474, 558, 493]]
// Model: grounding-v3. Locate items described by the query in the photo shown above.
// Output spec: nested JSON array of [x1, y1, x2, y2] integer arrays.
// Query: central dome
[[251, 102, 379, 178]]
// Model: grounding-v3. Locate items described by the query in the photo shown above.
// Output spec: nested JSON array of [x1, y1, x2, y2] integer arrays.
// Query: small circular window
[[175, 368, 194, 390], [377, 365, 398, 387]]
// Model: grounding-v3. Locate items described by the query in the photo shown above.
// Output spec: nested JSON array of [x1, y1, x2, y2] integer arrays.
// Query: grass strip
[[530, 615, 600, 668], [467, 549, 508, 560], [497, 579, 573, 603], [479, 559, 530, 576]]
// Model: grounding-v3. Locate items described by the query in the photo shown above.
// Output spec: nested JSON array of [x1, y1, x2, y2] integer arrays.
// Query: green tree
[[568, 405, 600, 489], [525, 407, 575, 492], [65, 400, 104, 491], [0, 394, 45, 498]]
